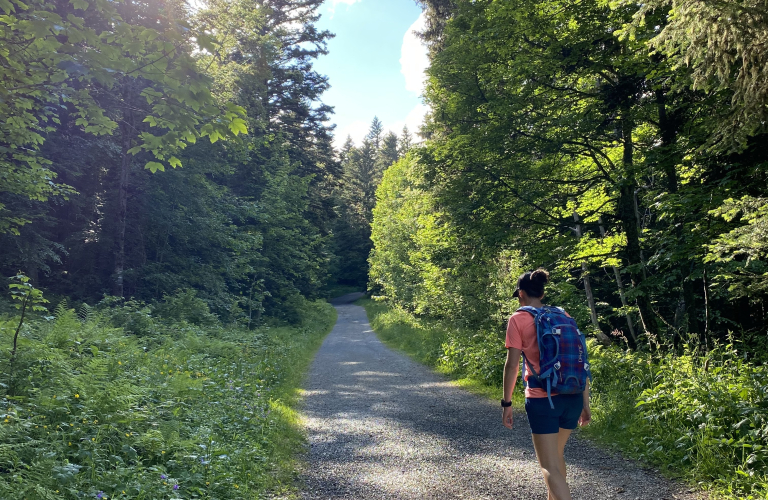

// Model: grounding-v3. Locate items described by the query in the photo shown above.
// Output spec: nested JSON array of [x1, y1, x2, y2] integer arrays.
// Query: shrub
[[586, 342, 768, 499], [0, 299, 336, 499]]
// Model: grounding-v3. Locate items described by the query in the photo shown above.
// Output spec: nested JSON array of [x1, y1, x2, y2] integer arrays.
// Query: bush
[[585, 342, 768, 499], [152, 289, 219, 327], [0, 299, 336, 499]]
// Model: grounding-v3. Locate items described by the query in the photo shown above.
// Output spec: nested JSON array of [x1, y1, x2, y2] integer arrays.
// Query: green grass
[[361, 298, 768, 500], [0, 300, 336, 499]]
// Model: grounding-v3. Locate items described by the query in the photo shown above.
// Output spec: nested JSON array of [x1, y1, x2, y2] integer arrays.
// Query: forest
[[2, 0, 768, 497], [0, 0, 408, 495], [368, 0, 768, 498]]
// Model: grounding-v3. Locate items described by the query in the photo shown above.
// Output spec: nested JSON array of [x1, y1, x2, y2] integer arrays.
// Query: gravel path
[[299, 296, 704, 500]]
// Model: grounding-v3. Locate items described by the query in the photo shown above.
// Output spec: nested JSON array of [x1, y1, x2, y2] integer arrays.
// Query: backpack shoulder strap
[[515, 306, 543, 383], [517, 306, 540, 317]]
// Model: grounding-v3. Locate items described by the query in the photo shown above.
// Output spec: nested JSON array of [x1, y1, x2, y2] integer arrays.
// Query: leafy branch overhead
[[0, 0, 248, 223]]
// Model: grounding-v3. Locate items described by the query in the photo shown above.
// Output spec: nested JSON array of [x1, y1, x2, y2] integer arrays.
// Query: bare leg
[[558, 428, 571, 480], [533, 430, 573, 500], [547, 430, 571, 500]]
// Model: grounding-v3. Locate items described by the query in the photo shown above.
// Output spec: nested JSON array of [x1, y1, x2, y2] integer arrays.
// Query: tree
[[378, 131, 400, 171], [0, 0, 338, 323], [399, 125, 414, 155], [630, 0, 768, 150], [366, 116, 384, 151], [0, 0, 246, 241]]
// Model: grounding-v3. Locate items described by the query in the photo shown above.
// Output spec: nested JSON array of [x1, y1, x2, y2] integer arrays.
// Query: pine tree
[[366, 117, 384, 151], [378, 132, 400, 172], [399, 126, 414, 156]]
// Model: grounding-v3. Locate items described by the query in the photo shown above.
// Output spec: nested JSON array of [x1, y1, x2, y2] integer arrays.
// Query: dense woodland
[[3, 0, 768, 497], [367, 0, 768, 496], [373, 0, 768, 354], [0, 0, 413, 323], [0, 0, 411, 495]]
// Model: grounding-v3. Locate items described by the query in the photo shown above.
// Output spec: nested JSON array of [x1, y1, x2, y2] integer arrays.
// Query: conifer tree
[[378, 132, 401, 172], [399, 126, 414, 156]]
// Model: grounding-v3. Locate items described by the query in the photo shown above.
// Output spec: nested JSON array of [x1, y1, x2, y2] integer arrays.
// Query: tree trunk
[[619, 107, 658, 348], [572, 209, 611, 345], [598, 217, 637, 347], [656, 88, 679, 194], [114, 81, 135, 297]]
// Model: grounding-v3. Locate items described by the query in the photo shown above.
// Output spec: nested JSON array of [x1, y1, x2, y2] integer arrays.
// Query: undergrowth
[[362, 298, 768, 499], [0, 296, 336, 499]]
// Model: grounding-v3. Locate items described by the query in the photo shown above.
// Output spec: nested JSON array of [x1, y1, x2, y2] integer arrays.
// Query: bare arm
[[579, 378, 591, 426], [502, 347, 522, 429]]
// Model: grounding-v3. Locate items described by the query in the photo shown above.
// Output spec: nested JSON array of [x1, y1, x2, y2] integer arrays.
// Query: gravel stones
[[298, 300, 704, 500]]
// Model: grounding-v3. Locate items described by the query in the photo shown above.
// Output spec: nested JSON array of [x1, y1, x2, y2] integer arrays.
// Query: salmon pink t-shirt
[[505, 310, 557, 398]]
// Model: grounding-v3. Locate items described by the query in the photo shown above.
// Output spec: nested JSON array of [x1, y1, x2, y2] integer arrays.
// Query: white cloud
[[388, 102, 429, 143], [400, 13, 429, 95], [327, 0, 362, 15]]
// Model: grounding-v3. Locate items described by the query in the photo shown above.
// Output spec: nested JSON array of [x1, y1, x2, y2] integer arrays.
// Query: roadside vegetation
[[366, 2, 768, 499], [0, 289, 335, 499], [362, 298, 768, 499]]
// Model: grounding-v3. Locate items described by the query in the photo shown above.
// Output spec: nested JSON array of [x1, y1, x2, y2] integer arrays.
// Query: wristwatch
[[501, 399, 512, 408]]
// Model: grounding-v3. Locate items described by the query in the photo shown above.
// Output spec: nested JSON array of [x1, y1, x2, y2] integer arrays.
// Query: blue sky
[[314, 0, 429, 148]]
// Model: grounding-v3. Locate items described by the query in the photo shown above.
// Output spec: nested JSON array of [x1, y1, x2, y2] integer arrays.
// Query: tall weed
[[0, 298, 335, 499], [581, 342, 768, 499]]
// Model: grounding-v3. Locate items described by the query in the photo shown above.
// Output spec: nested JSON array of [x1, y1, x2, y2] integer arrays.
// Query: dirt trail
[[299, 298, 702, 500]]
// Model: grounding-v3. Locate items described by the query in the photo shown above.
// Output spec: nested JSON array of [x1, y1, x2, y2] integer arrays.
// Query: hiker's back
[[519, 305, 591, 407]]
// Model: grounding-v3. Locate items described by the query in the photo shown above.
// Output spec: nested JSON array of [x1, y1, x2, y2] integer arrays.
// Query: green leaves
[[144, 161, 165, 173], [228, 118, 248, 136], [0, 0, 253, 236], [8, 273, 49, 312]]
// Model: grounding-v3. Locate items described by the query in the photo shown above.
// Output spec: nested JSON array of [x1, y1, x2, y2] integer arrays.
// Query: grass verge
[[0, 299, 336, 500], [361, 298, 768, 500]]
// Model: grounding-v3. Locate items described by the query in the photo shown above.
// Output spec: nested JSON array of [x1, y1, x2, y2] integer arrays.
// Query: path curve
[[299, 302, 703, 500]]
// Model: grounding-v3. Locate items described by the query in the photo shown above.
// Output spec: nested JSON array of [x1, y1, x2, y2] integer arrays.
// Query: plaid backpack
[[518, 305, 591, 409]]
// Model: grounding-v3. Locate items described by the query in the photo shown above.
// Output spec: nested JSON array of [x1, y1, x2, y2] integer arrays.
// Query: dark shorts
[[525, 393, 584, 434]]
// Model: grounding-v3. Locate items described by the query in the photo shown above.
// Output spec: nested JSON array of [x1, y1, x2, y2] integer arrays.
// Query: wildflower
[[161, 450, 165, 454], [96, 492, 105, 499], [92, 438, 96, 442], [173, 485, 179, 491], [118, 361, 122, 365], [160, 474, 167, 480], [75, 394, 80, 398], [234, 484, 239, 489], [53, 395, 56, 399]]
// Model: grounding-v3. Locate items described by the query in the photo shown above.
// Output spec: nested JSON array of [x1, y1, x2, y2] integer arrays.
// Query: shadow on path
[[329, 292, 366, 306], [299, 303, 701, 500]]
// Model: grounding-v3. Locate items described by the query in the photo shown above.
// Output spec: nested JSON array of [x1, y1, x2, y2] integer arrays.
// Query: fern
[[78, 303, 92, 323], [53, 300, 67, 318]]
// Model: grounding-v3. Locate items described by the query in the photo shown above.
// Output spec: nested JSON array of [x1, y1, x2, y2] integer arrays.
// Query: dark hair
[[514, 268, 549, 299]]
